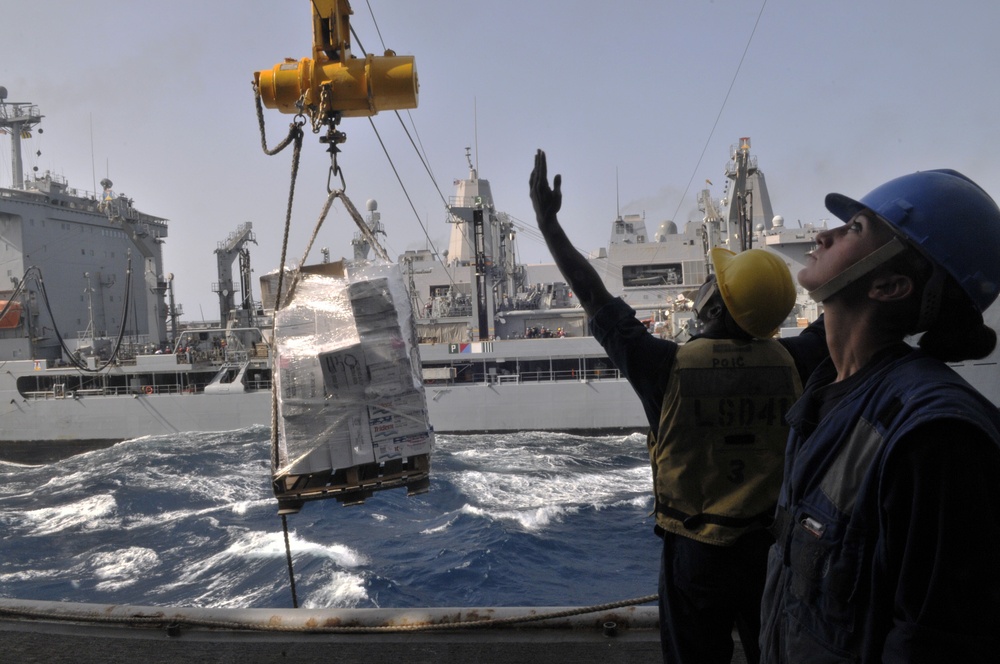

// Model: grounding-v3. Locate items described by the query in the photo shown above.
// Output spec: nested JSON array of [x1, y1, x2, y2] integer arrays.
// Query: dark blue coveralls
[[760, 344, 1000, 662]]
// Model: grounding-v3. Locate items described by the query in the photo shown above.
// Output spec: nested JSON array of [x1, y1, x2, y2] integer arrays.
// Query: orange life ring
[[143, 385, 153, 395]]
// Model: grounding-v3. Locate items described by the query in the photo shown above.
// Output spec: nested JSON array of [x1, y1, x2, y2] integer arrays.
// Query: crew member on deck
[[759, 169, 1000, 662], [530, 149, 827, 664]]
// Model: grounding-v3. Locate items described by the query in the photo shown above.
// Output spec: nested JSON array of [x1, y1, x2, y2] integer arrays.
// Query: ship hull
[[0, 381, 272, 463], [0, 361, 647, 463], [425, 379, 645, 434], [4, 337, 996, 462]]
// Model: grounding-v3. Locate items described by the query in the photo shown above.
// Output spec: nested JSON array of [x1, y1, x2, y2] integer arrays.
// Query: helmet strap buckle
[[913, 265, 946, 332], [693, 275, 720, 320]]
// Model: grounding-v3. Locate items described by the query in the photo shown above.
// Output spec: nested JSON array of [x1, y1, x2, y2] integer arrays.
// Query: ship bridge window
[[622, 262, 682, 287]]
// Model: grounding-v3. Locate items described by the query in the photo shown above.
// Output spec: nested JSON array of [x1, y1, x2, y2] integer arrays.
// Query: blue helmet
[[825, 169, 1000, 313]]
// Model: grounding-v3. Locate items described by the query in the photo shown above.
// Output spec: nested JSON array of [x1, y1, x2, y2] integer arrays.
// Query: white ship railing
[[426, 367, 623, 387]]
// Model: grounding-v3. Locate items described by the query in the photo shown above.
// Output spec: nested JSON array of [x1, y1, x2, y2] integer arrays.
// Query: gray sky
[[2, 0, 999, 320]]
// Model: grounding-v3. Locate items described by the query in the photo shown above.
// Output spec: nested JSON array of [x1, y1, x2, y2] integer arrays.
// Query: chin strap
[[808, 237, 909, 303], [913, 265, 946, 333], [693, 276, 721, 322]]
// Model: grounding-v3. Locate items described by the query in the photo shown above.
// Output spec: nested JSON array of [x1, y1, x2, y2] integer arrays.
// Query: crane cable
[[252, 76, 400, 609], [252, 84, 307, 610]]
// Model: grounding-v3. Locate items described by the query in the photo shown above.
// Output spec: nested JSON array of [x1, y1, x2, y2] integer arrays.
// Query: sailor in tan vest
[[530, 149, 827, 664]]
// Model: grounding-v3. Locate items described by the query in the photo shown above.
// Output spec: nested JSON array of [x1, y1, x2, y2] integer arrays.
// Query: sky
[[2, 0, 999, 321]]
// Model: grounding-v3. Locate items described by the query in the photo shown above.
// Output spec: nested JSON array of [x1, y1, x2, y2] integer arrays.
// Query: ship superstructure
[[0, 95, 271, 461], [0, 94, 169, 364]]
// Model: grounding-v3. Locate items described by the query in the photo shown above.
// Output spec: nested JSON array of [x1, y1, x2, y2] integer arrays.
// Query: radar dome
[[654, 220, 678, 242], [772, 215, 784, 228], [366, 199, 378, 211]]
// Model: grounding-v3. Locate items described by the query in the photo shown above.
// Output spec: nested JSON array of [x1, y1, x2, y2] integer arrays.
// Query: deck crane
[[213, 222, 256, 325]]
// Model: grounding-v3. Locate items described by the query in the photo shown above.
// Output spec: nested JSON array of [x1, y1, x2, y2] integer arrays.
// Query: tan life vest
[[650, 337, 802, 545]]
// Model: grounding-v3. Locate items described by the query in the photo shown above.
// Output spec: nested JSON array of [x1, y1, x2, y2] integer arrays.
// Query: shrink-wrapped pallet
[[271, 261, 432, 512]]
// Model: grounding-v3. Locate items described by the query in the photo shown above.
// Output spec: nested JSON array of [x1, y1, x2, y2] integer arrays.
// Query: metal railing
[[426, 367, 622, 386]]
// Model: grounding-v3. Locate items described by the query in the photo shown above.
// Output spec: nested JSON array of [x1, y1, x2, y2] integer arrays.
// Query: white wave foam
[[446, 458, 651, 532], [459, 502, 576, 532], [33, 469, 103, 495], [420, 514, 458, 535], [0, 568, 59, 583], [246, 530, 369, 568], [508, 504, 575, 530], [155, 528, 370, 608], [18, 493, 118, 536], [0, 459, 44, 469], [451, 445, 569, 472], [599, 494, 653, 511], [451, 465, 645, 514], [90, 547, 160, 591], [118, 497, 272, 531], [171, 529, 369, 588], [114, 464, 265, 508], [229, 498, 273, 516], [301, 569, 369, 608], [458, 503, 486, 517]]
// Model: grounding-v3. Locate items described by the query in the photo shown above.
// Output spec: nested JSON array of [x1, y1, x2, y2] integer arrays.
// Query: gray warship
[[0, 91, 273, 462], [3, 94, 998, 464]]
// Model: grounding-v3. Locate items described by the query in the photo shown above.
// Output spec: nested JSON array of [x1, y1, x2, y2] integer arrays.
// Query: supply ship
[[3, 95, 998, 462]]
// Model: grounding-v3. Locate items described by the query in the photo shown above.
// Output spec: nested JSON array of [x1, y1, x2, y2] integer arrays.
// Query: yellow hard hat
[[710, 248, 795, 338]]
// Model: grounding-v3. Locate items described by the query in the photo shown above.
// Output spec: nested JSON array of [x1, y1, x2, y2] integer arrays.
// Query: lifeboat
[[0, 301, 21, 329]]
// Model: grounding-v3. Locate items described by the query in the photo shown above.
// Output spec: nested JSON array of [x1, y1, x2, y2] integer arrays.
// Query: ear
[[696, 299, 725, 329], [868, 274, 914, 302]]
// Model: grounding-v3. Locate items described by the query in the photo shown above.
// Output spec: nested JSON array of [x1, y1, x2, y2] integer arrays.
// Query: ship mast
[[0, 87, 44, 190], [351, 199, 386, 260], [723, 137, 775, 252], [731, 137, 753, 251]]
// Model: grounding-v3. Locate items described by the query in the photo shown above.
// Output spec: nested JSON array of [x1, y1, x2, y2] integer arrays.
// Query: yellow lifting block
[[254, 0, 417, 118], [256, 53, 417, 117]]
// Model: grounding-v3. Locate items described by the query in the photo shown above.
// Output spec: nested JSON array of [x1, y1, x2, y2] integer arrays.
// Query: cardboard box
[[273, 264, 433, 487]]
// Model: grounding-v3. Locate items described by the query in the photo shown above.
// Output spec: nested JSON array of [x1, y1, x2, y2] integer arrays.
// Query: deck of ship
[[0, 599, 750, 663]]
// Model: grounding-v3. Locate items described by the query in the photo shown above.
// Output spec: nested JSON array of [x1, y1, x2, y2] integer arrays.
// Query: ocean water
[[0, 427, 660, 610]]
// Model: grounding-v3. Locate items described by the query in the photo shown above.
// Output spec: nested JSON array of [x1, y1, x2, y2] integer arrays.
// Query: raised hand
[[530, 149, 562, 223]]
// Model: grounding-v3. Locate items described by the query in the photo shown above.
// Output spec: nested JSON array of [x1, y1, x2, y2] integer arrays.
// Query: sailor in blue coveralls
[[759, 170, 1000, 662], [530, 150, 827, 663]]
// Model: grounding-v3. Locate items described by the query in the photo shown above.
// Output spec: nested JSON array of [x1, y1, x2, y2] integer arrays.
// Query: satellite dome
[[654, 220, 678, 242]]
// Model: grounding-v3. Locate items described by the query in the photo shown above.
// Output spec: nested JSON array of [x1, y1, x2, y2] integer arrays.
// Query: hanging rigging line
[[667, 0, 769, 227]]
